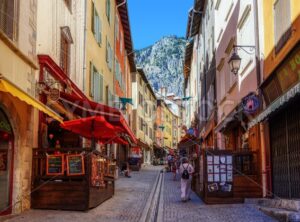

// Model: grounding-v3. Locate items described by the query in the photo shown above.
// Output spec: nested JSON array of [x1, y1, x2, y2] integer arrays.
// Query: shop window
[[234, 153, 255, 175], [0, 0, 18, 41], [274, 0, 291, 54]]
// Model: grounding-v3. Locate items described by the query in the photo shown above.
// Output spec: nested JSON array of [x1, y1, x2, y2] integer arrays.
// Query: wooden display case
[[31, 148, 114, 211]]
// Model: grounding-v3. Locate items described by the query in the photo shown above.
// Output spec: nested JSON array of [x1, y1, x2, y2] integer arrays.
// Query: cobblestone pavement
[[4, 165, 161, 222], [162, 172, 277, 222]]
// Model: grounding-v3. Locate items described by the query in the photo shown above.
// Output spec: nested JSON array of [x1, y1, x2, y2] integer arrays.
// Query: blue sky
[[128, 0, 193, 49]]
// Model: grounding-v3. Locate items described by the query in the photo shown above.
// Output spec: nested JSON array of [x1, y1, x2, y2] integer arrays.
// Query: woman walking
[[179, 157, 194, 202]]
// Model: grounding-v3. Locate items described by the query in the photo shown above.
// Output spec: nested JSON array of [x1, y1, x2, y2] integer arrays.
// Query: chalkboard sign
[[66, 154, 85, 176], [46, 155, 64, 175]]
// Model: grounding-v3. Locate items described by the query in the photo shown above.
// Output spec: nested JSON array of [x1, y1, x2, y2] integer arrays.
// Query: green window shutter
[[89, 62, 94, 97], [93, 70, 99, 102], [92, 2, 95, 34], [99, 74, 103, 102], [106, 38, 109, 63], [99, 17, 102, 44]]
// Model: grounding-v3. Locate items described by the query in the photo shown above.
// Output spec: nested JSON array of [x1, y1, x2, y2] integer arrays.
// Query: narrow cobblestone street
[[1, 166, 278, 222], [3, 166, 161, 222], [161, 172, 276, 222]]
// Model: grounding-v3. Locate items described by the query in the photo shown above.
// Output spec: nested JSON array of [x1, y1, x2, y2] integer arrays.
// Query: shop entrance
[[0, 109, 14, 215], [270, 98, 300, 198]]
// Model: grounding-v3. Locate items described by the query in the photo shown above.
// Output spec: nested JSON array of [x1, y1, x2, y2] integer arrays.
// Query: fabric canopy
[[61, 115, 135, 145], [0, 76, 63, 122], [59, 92, 137, 144]]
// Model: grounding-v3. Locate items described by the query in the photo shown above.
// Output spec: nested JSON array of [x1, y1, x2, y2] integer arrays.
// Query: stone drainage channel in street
[[139, 169, 164, 222]]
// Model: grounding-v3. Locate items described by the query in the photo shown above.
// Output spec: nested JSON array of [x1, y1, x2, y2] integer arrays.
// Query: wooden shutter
[[60, 33, 70, 75]]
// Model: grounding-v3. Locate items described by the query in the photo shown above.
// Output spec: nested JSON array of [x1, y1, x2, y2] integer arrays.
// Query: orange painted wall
[[115, 11, 126, 97], [263, 0, 300, 80]]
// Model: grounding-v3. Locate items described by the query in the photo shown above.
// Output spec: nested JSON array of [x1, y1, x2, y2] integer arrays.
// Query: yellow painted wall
[[86, 0, 115, 103], [263, 0, 300, 79]]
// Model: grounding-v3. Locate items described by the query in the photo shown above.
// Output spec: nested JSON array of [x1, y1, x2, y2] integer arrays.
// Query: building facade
[[0, 0, 42, 215], [249, 0, 300, 199], [85, 0, 115, 105], [132, 68, 156, 165], [184, 0, 264, 199]]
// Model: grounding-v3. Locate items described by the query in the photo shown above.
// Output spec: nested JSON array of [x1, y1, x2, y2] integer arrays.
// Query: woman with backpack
[[179, 157, 194, 202]]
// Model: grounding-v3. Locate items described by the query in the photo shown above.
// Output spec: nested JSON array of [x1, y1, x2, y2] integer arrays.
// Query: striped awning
[[249, 81, 300, 128]]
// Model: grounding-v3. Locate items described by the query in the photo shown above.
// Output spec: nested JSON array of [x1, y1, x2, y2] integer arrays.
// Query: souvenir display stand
[[31, 148, 115, 211], [202, 149, 243, 204], [31, 116, 133, 211]]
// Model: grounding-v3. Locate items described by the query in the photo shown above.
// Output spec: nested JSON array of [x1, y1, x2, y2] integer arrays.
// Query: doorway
[[0, 108, 14, 215], [270, 98, 300, 198]]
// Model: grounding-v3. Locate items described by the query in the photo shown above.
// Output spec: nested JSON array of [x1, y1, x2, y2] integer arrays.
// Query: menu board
[[46, 154, 64, 175], [66, 154, 85, 176], [206, 154, 233, 193]]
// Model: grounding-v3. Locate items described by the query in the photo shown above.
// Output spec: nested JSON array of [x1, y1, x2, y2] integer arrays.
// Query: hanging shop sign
[[66, 154, 85, 176], [46, 154, 64, 175], [242, 93, 260, 114]]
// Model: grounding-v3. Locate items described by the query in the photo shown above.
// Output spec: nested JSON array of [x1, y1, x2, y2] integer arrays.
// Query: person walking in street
[[179, 157, 194, 202], [167, 154, 173, 172]]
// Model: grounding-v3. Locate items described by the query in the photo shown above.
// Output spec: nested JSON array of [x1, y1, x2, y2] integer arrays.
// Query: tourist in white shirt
[[179, 157, 194, 202]]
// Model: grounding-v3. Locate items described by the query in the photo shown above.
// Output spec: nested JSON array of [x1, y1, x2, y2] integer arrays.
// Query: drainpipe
[[253, 0, 266, 197], [82, 0, 87, 94]]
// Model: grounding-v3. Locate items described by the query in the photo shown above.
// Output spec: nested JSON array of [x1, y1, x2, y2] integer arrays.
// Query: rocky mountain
[[135, 36, 186, 97]]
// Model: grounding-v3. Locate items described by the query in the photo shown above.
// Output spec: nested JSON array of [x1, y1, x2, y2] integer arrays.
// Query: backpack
[[181, 164, 190, 180]]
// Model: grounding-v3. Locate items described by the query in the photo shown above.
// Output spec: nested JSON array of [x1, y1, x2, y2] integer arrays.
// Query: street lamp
[[228, 50, 241, 75], [228, 45, 255, 75]]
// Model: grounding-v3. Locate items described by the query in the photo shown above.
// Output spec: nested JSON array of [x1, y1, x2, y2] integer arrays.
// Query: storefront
[[30, 55, 137, 211], [250, 44, 300, 199], [0, 75, 62, 215]]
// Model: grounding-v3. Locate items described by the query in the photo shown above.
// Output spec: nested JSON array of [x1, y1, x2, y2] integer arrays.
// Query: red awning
[[59, 93, 137, 144], [61, 116, 131, 145]]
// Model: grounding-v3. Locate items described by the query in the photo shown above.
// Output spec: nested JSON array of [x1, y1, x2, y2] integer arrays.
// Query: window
[[0, 0, 18, 41], [115, 15, 119, 41], [64, 0, 72, 12], [139, 117, 143, 131], [106, 38, 112, 70], [138, 92, 144, 106], [106, 0, 111, 24], [92, 2, 102, 45], [60, 32, 70, 75], [90, 62, 103, 102], [149, 128, 152, 140], [145, 103, 148, 114], [145, 123, 148, 135], [274, 0, 291, 53], [139, 76, 143, 86]]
